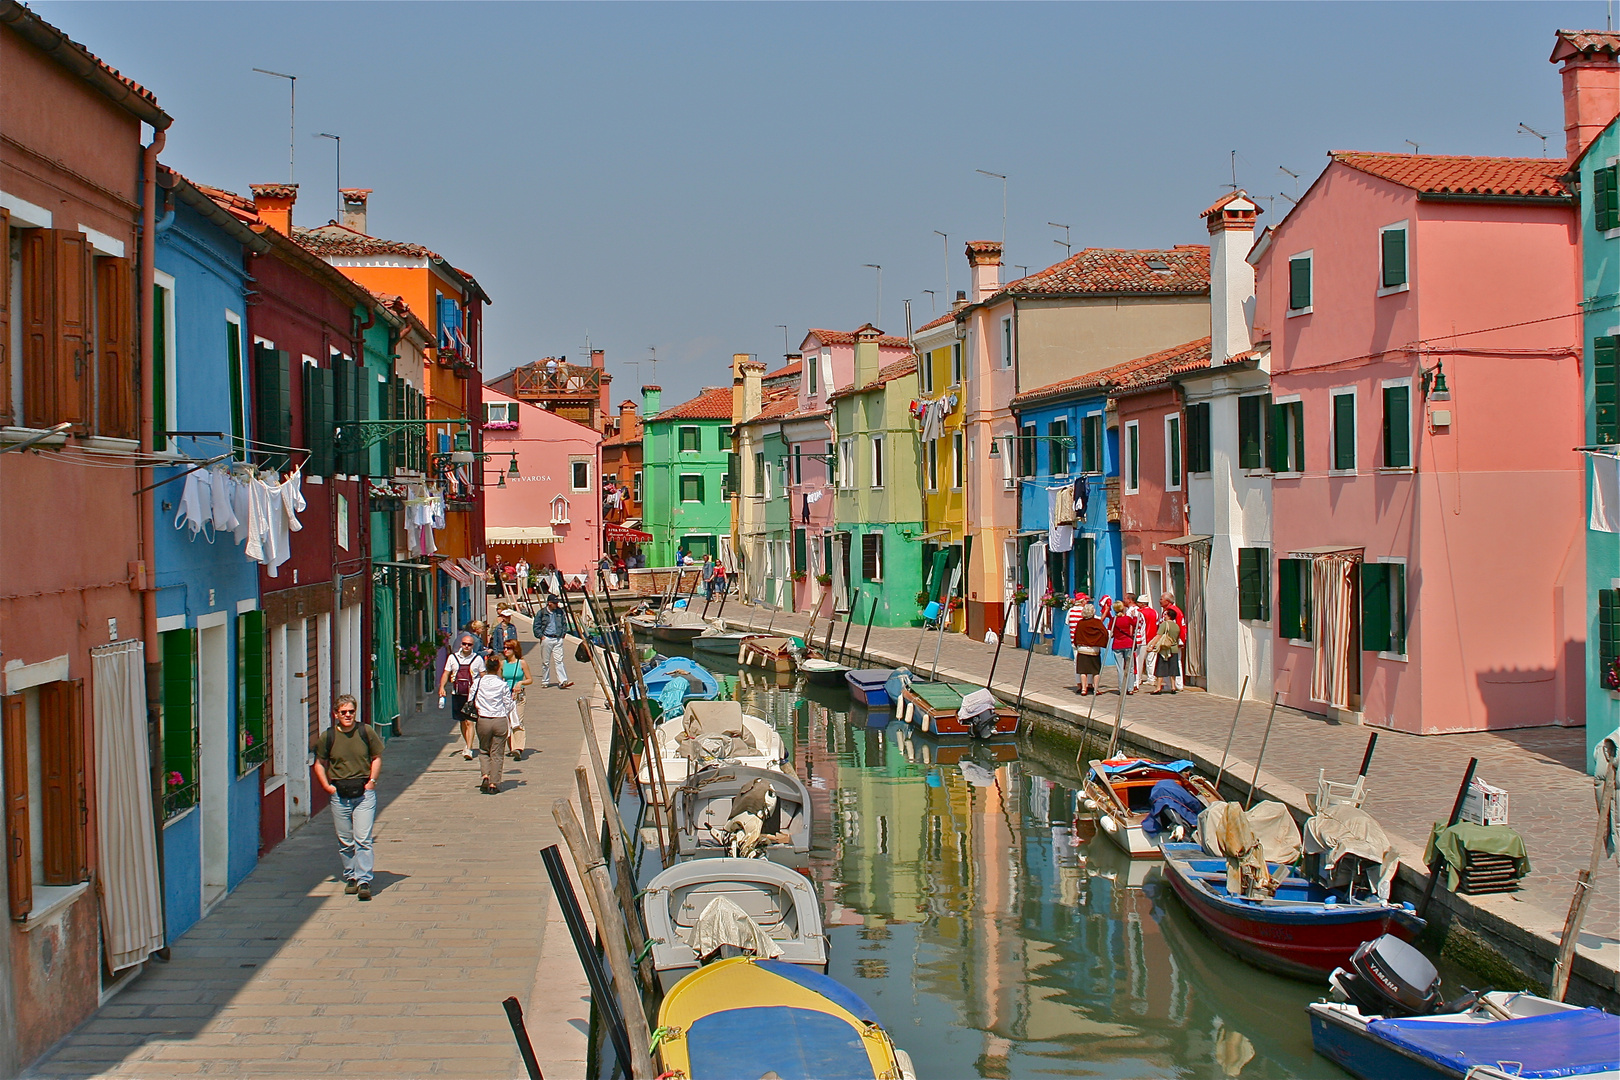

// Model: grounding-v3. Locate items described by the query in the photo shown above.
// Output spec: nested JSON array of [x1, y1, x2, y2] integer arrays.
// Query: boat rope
[[649, 1025, 678, 1053], [632, 939, 656, 965]]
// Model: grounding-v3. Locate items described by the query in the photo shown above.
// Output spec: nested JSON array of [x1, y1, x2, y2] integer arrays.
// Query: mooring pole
[[1212, 675, 1249, 794], [1419, 757, 1480, 919]]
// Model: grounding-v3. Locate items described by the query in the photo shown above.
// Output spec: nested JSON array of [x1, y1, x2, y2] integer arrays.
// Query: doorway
[[1145, 567, 1163, 609], [198, 621, 229, 911]]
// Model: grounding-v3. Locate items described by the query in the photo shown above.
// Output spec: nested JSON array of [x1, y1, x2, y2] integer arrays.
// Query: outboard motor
[[1328, 934, 1445, 1017]]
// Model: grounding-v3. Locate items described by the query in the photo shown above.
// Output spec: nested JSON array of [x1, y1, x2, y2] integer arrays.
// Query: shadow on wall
[[1473, 663, 1566, 731]]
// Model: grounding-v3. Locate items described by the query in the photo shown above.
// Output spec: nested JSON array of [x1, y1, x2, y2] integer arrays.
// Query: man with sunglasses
[[311, 695, 384, 900]]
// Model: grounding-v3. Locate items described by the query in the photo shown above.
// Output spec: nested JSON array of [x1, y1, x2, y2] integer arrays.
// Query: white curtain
[[1185, 543, 1209, 681], [1311, 556, 1356, 709], [1026, 541, 1048, 634], [92, 640, 165, 971]]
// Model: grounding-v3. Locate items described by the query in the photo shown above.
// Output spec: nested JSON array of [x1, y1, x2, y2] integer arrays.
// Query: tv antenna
[[1404, 140, 1422, 155], [776, 325, 790, 359], [1229, 149, 1239, 192], [1278, 165, 1301, 206], [252, 68, 297, 183], [647, 346, 657, 387], [933, 230, 950, 296], [1517, 123, 1550, 156], [922, 289, 937, 313], [1048, 222, 1071, 258]]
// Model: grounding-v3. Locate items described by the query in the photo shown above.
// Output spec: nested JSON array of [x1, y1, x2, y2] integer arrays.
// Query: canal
[[642, 645, 1355, 1080]]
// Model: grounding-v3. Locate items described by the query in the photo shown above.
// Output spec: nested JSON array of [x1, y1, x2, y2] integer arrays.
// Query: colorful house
[[480, 386, 603, 582], [600, 397, 648, 566], [1555, 30, 1620, 766], [913, 311, 969, 630], [830, 326, 923, 627], [734, 357, 804, 608], [1253, 149, 1584, 733], [642, 385, 735, 566]]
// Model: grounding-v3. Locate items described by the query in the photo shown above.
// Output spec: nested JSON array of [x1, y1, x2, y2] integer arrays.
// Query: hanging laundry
[[1054, 486, 1078, 525], [1026, 541, 1048, 634], [1051, 524, 1074, 553], [1072, 476, 1089, 520], [209, 468, 239, 534], [1592, 454, 1620, 533], [174, 470, 210, 538], [242, 476, 270, 564]]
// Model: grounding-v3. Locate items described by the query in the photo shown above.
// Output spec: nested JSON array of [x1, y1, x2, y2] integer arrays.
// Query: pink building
[[480, 386, 603, 584], [1254, 152, 1585, 733]]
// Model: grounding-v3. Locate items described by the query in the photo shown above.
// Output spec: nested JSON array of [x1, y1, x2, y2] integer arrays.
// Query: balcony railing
[[511, 363, 602, 398]]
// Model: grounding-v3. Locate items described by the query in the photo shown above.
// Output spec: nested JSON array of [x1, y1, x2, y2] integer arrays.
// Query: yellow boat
[[654, 956, 916, 1080]]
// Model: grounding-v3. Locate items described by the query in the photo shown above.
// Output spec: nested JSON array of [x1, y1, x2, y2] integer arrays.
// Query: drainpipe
[[138, 127, 171, 957]]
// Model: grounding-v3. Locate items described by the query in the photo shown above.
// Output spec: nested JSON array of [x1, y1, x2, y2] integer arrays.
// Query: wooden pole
[[577, 697, 656, 990], [1014, 617, 1038, 710], [574, 766, 594, 828], [552, 799, 656, 1079], [1243, 692, 1282, 810], [502, 997, 545, 1080], [837, 591, 859, 664], [1551, 743, 1617, 1000], [985, 603, 1015, 690], [1075, 676, 1100, 767], [623, 621, 672, 865], [1212, 675, 1249, 795], [1105, 676, 1127, 760], [1419, 757, 1479, 918]]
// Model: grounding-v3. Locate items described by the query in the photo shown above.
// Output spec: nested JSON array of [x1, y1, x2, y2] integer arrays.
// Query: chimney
[[965, 241, 1002, 302], [619, 399, 638, 429], [950, 289, 969, 314], [591, 349, 611, 422], [853, 324, 882, 389], [1552, 31, 1620, 162], [641, 385, 662, 418], [734, 353, 763, 423], [250, 183, 298, 235], [339, 188, 371, 233], [1202, 191, 1261, 366]]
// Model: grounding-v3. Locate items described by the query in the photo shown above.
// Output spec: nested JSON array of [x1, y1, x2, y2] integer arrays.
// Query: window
[[1277, 558, 1313, 641], [778, 456, 789, 498], [926, 439, 938, 491], [1081, 414, 1104, 474], [809, 353, 819, 395], [1018, 422, 1037, 478], [160, 627, 199, 816], [762, 459, 774, 500], [1184, 402, 1211, 473], [952, 431, 965, 489], [1382, 382, 1412, 468], [633, 471, 643, 503], [1332, 390, 1356, 471], [1597, 163, 1620, 232], [1599, 589, 1620, 686], [1124, 421, 1140, 493], [1288, 252, 1313, 313], [826, 442, 836, 485], [1380, 224, 1408, 290], [1001, 317, 1014, 368], [1126, 557, 1143, 598], [861, 532, 884, 581], [484, 401, 520, 425], [3, 679, 88, 919], [720, 427, 733, 451], [820, 350, 832, 394], [870, 434, 884, 488], [1049, 418, 1070, 475], [302, 361, 336, 478], [225, 312, 247, 460], [679, 426, 700, 453], [1238, 393, 1269, 470], [838, 438, 853, 488], [1362, 560, 1407, 656], [1076, 536, 1095, 596], [1593, 337, 1617, 444], [753, 452, 765, 496], [951, 342, 963, 384], [570, 458, 590, 491], [1238, 547, 1271, 622], [1269, 398, 1305, 473], [152, 273, 176, 449], [793, 445, 802, 485], [1165, 414, 1182, 491], [680, 474, 703, 502]]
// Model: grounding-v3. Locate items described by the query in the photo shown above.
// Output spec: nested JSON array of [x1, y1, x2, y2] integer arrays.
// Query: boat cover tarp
[[883, 668, 912, 704], [1198, 801, 1302, 894], [659, 677, 691, 719], [1095, 758, 1197, 776], [1367, 1008, 1620, 1079], [1306, 804, 1400, 900], [846, 670, 891, 692], [958, 688, 996, 720], [686, 896, 783, 961], [1141, 779, 1208, 837], [687, 1006, 875, 1080], [909, 682, 966, 709], [1422, 821, 1530, 892], [755, 959, 882, 1023]]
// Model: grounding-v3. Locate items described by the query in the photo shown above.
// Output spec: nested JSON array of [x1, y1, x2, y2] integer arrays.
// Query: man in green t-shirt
[[311, 695, 384, 900]]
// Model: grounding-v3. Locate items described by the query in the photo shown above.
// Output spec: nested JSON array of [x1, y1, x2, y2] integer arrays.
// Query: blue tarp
[[1095, 759, 1197, 776], [1141, 779, 1207, 836], [756, 959, 883, 1024], [687, 1006, 876, 1079], [1368, 1008, 1620, 1079]]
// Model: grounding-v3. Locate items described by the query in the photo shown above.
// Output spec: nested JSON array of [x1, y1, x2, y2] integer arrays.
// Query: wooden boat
[[738, 635, 796, 673], [691, 631, 766, 660], [844, 668, 894, 708], [641, 858, 827, 993], [638, 700, 785, 789], [900, 681, 1019, 738], [894, 723, 1020, 767], [1159, 841, 1424, 981], [1082, 757, 1220, 858], [654, 956, 916, 1080], [799, 657, 850, 687], [672, 764, 811, 868], [639, 656, 720, 704]]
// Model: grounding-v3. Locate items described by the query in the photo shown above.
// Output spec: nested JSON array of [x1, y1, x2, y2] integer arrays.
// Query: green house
[[642, 385, 735, 566]]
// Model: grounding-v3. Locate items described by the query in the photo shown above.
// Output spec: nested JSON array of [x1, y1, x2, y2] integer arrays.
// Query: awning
[[605, 523, 652, 543], [621, 517, 642, 529], [438, 560, 474, 587], [486, 526, 563, 545], [1289, 544, 1364, 557], [1161, 534, 1212, 546], [374, 561, 433, 571]]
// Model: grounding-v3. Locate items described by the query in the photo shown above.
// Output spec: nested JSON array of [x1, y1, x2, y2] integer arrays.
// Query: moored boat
[[800, 657, 850, 686], [900, 681, 1019, 738], [641, 858, 827, 993], [654, 957, 916, 1080], [638, 700, 785, 789], [1082, 757, 1220, 858], [739, 635, 797, 673], [672, 764, 812, 868], [692, 631, 764, 660], [845, 668, 894, 708], [639, 656, 721, 706]]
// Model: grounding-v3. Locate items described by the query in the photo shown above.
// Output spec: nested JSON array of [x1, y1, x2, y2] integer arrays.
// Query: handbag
[[575, 640, 592, 663]]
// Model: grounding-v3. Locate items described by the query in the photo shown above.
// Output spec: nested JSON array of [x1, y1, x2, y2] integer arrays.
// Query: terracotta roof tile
[[1011, 337, 1212, 407], [764, 360, 802, 380], [914, 311, 956, 333], [804, 328, 912, 349], [655, 386, 733, 421], [1329, 152, 1569, 198], [990, 246, 1210, 302], [1551, 29, 1620, 60], [829, 356, 919, 401], [0, 3, 170, 127], [295, 222, 444, 261]]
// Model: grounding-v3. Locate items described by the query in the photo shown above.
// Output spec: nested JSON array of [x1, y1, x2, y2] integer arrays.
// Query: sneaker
[[559, 681, 574, 689], [357, 884, 371, 901], [344, 879, 359, 895], [462, 748, 474, 761]]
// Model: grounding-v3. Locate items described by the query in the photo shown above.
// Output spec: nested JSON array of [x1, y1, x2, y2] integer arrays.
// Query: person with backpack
[[438, 632, 484, 760], [310, 695, 384, 900]]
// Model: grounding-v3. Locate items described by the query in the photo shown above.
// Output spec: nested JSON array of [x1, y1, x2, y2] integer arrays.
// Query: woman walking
[[470, 655, 516, 793], [1068, 596, 1108, 695], [501, 638, 533, 760], [1109, 593, 1143, 695]]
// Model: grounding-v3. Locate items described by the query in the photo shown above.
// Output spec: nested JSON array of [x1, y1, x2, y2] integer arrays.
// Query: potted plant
[[815, 572, 833, 586], [946, 596, 963, 614], [915, 590, 930, 606], [791, 570, 807, 583], [1011, 587, 1029, 605]]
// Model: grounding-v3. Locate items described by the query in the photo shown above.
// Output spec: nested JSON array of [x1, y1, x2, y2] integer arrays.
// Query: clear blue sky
[[38, 1, 1603, 405]]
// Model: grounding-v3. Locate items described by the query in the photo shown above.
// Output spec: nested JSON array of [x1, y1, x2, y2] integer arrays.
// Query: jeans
[[331, 788, 376, 885], [538, 636, 567, 684]]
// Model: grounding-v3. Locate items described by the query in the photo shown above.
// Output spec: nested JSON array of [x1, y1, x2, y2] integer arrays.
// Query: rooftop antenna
[[775, 325, 790, 360], [1517, 122, 1550, 156], [315, 132, 340, 217], [863, 264, 882, 327], [1278, 165, 1300, 204], [933, 230, 950, 295], [253, 68, 297, 184], [976, 169, 1008, 252], [647, 346, 657, 388], [1048, 222, 1071, 258], [923, 289, 937, 313], [1405, 140, 1422, 155], [1014, 265, 1029, 279], [1229, 149, 1239, 192]]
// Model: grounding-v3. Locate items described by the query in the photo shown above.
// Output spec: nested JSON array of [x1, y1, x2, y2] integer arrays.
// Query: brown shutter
[[39, 680, 87, 885], [0, 207, 11, 425], [20, 227, 54, 428], [96, 257, 136, 438], [54, 230, 93, 429], [3, 694, 30, 920]]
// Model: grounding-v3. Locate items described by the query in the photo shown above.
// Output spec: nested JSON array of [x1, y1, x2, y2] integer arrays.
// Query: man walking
[[311, 695, 383, 900], [536, 593, 574, 689], [438, 633, 483, 760]]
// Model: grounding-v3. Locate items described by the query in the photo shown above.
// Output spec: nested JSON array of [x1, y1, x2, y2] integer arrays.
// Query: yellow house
[[912, 309, 969, 631]]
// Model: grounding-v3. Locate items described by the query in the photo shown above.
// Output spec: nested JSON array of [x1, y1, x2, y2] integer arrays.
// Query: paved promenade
[[728, 602, 1619, 999], [26, 676, 604, 1079]]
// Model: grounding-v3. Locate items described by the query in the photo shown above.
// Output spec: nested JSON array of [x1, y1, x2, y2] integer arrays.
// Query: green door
[[373, 585, 399, 736]]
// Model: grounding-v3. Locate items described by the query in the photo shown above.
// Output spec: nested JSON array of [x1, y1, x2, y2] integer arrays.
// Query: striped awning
[[486, 527, 563, 545], [438, 559, 475, 587]]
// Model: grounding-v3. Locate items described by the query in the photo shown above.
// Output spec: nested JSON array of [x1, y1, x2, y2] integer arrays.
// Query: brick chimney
[[250, 183, 298, 234], [966, 241, 1002, 302], [591, 349, 611, 421], [853, 324, 882, 389], [1201, 191, 1261, 366], [340, 188, 371, 233], [1552, 31, 1620, 163]]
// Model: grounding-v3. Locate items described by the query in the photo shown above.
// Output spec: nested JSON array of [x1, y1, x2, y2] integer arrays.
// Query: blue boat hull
[[1309, 1010, 1456, 1080], [639, 657, 720, 702], [845, 670, 892, 708]]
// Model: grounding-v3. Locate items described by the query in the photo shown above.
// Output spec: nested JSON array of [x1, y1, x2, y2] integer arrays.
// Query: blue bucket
[[921, 601, 941, 620]]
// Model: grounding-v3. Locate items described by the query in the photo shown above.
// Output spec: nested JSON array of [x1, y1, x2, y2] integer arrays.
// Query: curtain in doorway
[[1311, 555, 1357, 708], [1026, 541, 1048, 635], [1184, 542, 1209, 682], [92, 640, 165, 971], [373, 586, 399, 735]]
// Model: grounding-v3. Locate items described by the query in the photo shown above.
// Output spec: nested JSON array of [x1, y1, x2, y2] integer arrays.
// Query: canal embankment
[[722, 603, 1620, 1010]]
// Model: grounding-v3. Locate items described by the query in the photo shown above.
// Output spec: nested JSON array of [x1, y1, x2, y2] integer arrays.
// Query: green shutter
[[1599, 589, 1620, 670], [1291, 402, 1305, 474], [1186, 402, 1211, 473], [1595, 336, 1618, 445], [1290, 256, 1311, 310], [152, 286, 168, 451], [1362, 563, 1391, 652], [1278, 558, 1303, 639], [1333, 394, 1355, 470], [1077, 537, 1094, 596], [794, 528, 807, 575], [1168, 418, 1181, 487], [1383, 385, 1411, 468], [160, 628, 198, 816], [1268, 402, 1287, 472], [1238, 395, 1263, 470], [227, 321, 245, 460], [1381, 229, 1407, 288], [237, 611, 267, 773], [1596, 167, 1611, 231], [1238, 548, 1262, 621], [1599, 166, 1620, 232]]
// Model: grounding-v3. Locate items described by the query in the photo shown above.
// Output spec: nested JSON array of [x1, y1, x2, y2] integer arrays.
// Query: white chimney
[[965, 241, 1002, 302], [340, 188, 372, 234], [1202, 192, 1260, 366]]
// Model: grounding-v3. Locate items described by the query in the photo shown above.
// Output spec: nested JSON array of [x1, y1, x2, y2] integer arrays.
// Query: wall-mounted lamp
[[1422, 360, 1451, 401]]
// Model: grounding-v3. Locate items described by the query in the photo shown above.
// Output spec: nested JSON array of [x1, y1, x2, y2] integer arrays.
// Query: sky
[[36, 0, 1606, 405]]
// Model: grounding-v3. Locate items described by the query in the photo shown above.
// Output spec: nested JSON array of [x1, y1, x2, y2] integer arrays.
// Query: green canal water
[[643, 650, 1354, 1080]]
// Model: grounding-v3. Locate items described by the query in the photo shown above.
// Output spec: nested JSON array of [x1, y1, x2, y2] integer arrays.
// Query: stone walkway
[[27, 676, 605, 1079]]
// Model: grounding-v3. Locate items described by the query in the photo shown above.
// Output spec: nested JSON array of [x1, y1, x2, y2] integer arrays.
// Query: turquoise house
[[642, 385, 735, 566]]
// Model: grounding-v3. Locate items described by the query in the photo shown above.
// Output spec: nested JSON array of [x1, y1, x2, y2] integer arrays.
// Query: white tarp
[[1198, 800, 1302, 897], [685, 895, 783, 960], [1303, 803, 1399, 900], [93, 641, 165, 970]]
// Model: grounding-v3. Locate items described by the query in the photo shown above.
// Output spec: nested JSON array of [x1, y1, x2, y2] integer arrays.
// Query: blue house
[[1009, 376, 1122, 658], [150, 168, 271, 939]]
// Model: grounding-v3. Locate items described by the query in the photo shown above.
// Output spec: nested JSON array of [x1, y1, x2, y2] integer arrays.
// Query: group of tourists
[[675, 551, 730, 600], [1065, 591, 1186, 696]]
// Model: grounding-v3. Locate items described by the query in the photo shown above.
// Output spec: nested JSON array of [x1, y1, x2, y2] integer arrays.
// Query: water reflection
[[721, 675, 1346, 1080]]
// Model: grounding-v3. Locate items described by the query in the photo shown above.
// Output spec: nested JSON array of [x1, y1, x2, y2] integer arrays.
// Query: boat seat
[[673, 883, 790, 930], [683, 700, 745, 736]]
